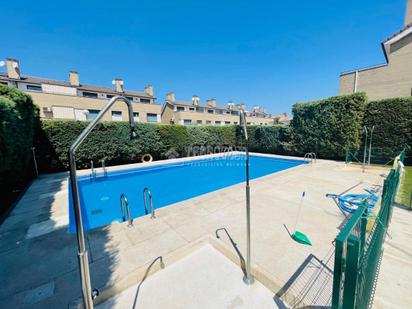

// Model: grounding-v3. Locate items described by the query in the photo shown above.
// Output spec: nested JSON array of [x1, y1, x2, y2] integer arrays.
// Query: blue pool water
[[69, 155, 304, 233]]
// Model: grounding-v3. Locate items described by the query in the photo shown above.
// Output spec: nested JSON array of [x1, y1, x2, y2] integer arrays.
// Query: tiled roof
[[0, 73, 153, 98], [172, 100, 243, 112]]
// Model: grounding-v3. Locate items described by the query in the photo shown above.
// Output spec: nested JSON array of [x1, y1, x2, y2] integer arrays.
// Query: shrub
[[246, 125, 292, 154], [0, 85, 38, 206], [38, 122, 239, 171], [363, 97, 412, 164], [158, 124, 190, 156], [290, 93, 368, 159], [37, 121, 163, 171]]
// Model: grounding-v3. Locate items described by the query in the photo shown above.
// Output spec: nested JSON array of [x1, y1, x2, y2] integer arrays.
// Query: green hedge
[[290, 93, 368, 159], [363, 97, 412, 164], [0, 85, 38, 200], [244, 125, 292, 155], [34, 92, 412, 173], [37, 122, 241, 171]]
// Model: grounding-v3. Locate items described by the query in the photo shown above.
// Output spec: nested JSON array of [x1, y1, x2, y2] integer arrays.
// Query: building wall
[[339, 33, 412, 100], [28, 92, 161, 122], [164, 109, 275, 125]]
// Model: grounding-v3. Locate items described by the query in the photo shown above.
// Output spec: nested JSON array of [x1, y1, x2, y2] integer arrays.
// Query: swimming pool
[[69, 154, 304, 233]]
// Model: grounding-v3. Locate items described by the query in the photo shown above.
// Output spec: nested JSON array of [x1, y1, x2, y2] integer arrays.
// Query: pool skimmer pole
[[291, 191, 312, 246]]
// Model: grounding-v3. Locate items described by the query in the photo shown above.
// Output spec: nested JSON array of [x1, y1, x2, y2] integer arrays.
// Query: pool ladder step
[[303, 152, 317, 164], [143, 187, 156, 219], [90, 159, 108, 180], [120, 193, 133, 227]]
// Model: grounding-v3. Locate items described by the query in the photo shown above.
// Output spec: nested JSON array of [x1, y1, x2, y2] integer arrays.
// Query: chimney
[[113, 78, 124, 93], [166, 92, 175, 102], [69, 71, 79, 87], [406, 0, 412, 26], [145, 84, 153, 96], [206, 98, 216, 107], [6, 58, 21, 79], [192, 95, 200, 106], [227, 101, 235, 110], [237, 103, 245, 110]]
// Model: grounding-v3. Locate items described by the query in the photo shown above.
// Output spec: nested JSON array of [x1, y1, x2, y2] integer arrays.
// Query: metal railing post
[[342, 235, 360, 309], [368, 126, 375, 166], [31, 147, 39, 177], [362, 126, 368, 173], [69, 96, 136, 309], [239, 110, 254, 285]]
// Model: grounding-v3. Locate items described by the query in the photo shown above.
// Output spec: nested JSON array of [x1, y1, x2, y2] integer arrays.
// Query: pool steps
[[119, 193, 133, 227], [143, 187, 156, 219]]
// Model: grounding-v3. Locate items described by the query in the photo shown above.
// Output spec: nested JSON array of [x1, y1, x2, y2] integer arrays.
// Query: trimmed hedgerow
[[290, 92, 368, 159], [37, 122, 241, 171], [363, 97, 412, 164], [244, 125, 292, 155], [35, 92, 411, 173], [37, 121, 163, 171], [0, 85, 38, 205]]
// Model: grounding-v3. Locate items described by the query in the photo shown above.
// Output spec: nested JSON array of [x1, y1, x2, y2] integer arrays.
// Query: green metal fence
[[331, 151, 404, 309]]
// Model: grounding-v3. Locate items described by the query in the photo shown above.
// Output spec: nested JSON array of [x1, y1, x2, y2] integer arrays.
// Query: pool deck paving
[[0, 153, 398, 308], [373, 204, 412, 309], [96, 244, 284, 309]]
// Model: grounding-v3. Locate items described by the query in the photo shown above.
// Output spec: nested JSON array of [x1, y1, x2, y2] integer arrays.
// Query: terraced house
[[161, 92, 290, 126], [0, 58, 288, 126], [339, 0, 412, 100], [0, 59, 161, 123]]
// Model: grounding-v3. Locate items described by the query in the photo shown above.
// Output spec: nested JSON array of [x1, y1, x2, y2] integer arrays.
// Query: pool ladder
[[90, 159, 108, 180], [120, 193, 133, 227], [303, 152, 317, 164], [143, 187, 156, 219]]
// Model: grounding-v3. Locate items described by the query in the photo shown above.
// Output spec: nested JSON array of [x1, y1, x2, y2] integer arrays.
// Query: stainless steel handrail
[[239, 109, 254, 285], [90, 160, 96, 180], [303, 152, 317, 164], [143, 187, 156, 219], [120, 193, 133, 227], [69, 95, 136, 309], [101, 158, 107, 177]]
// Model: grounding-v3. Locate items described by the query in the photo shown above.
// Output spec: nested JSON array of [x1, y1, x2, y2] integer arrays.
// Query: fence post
[[342, 235, 360, 309], [332, 240, 344, 309]]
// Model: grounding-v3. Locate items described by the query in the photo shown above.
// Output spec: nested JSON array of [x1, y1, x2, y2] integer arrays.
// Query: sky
[[0, 0, 407, 114]]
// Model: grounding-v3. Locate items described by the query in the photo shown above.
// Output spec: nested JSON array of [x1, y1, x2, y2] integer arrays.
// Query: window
[[206, 120, 212, 125], [106, 94, 114, 99], [27, 84, 42, 92], [140, 98, 151, 103], [126, 96, 134, 101], [225, 121, 231, 125], [231, 111, 239, 115], [147, 113, 158, 123], [87, 109, 99, 121], [207, 109, 214, 114], [82, 91, 98, 98], [197, 120, 202, 125], [133, 112, 139, 122], [215, 121, 221, 125], [176, 106, 185, 111], [233, 121, 238, 125], [0, 81, 7, 85], [215, 109, 223, 114], [196, 107, 204, 112], [183, 119, 192, 125], [111, 111, 122, 121], [189, 107, 195, 111]]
